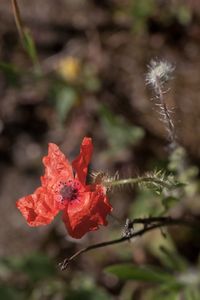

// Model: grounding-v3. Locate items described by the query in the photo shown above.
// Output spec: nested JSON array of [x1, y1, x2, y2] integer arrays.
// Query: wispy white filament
[[146, 59, 174, 92], [146, 59, 176, 147]]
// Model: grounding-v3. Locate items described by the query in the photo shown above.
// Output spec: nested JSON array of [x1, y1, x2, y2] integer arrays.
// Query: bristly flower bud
[[91, 171, 119, 191], [146, 59, 177, 147], [146, 59, 174, 93], [91, 171, 107, 185]]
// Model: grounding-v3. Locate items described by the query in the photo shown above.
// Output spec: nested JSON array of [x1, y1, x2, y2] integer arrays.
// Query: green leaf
[[159, 246, 188, 272], [176, 5, 191, 25], [0, 62, 20, 86], [105, 264, 175, 284], [146, 230, 188, 273], [0, 286, 25, 300], [65, 288, 110, 300], [131, 0, 155, 33], [162, 196, 179, 210], [184, 286, 200, 300], [100, 105, 144, 155], [23, 29, 38, 66], [3, 253, 56, 282], [129, 190, 162, 218], [149, 284, 181, 300], [65, 276, 110, 300], [55, 86, 78, 122]]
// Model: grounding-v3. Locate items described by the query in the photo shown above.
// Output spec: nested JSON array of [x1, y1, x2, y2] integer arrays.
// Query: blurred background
[[1, 0, 200, 299]]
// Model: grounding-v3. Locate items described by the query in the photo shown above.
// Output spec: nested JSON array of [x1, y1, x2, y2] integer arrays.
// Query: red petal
[[62, 185, 112, 238], [72, 137, 93, 184], [42, 143, 73, 189], [16, 187, 59, 226]]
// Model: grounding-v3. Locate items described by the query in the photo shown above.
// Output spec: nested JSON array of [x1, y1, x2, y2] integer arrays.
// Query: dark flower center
[[60, 184, 78, 202]]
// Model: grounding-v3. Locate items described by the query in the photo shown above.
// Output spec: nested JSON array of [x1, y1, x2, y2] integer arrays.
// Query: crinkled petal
[[42, 143, 73, 189], [62, 185, 112, 238], [72, 137, 93, 184], [16, 187, 59, 226]]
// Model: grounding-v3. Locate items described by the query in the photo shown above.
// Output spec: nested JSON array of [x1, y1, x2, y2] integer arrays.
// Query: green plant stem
[[59, 216, 199, 270], [11, 0, 25, 43], [11, 0, 40, 69], [106, 177, 171, 189]]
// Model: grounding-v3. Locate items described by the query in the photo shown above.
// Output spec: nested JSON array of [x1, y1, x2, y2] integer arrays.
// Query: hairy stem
[[105, 176, 171, 189], [59, 216, 199, 270], [156, 77, 176, 145]]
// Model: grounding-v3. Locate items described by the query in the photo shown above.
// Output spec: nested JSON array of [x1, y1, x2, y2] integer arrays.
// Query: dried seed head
[[146, 59, 175, 92], [145, 59, 177, 146]]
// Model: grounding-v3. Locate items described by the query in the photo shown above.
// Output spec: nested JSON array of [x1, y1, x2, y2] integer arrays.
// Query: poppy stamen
[[60, 182, 79, 202]]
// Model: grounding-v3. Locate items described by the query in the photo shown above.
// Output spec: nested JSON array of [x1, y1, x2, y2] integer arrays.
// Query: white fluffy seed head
[[146, 59, 175, 91]]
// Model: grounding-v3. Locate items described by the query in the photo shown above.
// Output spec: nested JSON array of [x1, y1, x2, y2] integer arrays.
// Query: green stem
[[105, 177, 171, 189], [11, 0, 40, 69], [11, 0, 24, 43]]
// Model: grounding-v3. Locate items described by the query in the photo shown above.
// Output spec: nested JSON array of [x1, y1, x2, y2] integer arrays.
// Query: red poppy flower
[[16, 137, 112, 238]]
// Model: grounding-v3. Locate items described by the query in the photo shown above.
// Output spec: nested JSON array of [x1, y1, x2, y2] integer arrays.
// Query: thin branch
[[129, 216, 194, 227], [59, 216, 199, 271]]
